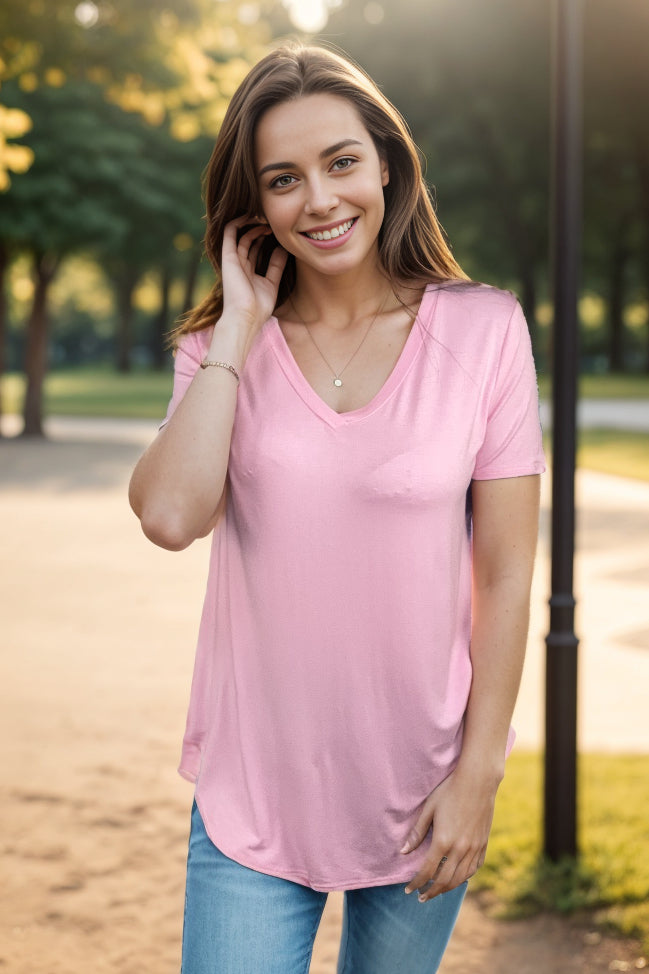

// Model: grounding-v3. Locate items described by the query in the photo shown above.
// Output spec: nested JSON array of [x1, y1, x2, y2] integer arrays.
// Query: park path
[[0, 416, 647, 973], [538, 397, 648, 431]]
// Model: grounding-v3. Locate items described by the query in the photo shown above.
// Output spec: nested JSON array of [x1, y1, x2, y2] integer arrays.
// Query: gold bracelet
[[200, 359, 240, 382]]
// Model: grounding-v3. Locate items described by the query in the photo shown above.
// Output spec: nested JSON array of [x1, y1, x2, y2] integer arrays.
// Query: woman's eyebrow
[[258, 139, 363, 177]]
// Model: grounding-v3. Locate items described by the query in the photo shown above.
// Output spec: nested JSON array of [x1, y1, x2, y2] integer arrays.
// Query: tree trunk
[[182, 246, 202, 315], [151, 263, 171, 370], [633, 139, 649, 373], [608, 236, 628, 373], [0, 244, 8, 435], [645, 251, 649, 375], [115, 267, 140, 373], [22, 251, 60, 437]]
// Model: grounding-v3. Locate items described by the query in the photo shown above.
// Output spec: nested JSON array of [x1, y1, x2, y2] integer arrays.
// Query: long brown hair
[[173, 42, 468, 341]]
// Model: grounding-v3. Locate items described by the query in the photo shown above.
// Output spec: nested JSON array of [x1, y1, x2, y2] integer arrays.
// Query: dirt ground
[[1, 425, 647, 973], [2, 782, 646, 973]]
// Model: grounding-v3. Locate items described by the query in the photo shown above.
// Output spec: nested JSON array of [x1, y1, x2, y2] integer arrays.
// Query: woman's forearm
[[128, 314, 249, 550], [456, 578, 532, 783], [457, 474, 541, 781]]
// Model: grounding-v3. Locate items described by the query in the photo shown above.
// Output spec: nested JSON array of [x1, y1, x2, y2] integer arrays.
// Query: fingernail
[[418, 894, 427, 903], [399, 842, 410, 854]]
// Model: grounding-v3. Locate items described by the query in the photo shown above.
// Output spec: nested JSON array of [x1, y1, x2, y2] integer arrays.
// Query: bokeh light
[[363, 2, 384, 24], [237, 2, 260, 26], [283, 0, 329, 34], [74, 1, 100, 28]]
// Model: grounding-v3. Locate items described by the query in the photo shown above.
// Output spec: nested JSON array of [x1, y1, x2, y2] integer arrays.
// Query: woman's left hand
[[401, 764, 500, 901]]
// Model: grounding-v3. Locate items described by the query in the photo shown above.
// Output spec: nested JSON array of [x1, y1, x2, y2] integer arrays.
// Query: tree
[[583, 0, 649, 370], [97, 124, 210, 372], [0, 81, 179, 431], [0, 97, 33, 192], [0, 93, 33, 431], [0, 0, 275, 431]]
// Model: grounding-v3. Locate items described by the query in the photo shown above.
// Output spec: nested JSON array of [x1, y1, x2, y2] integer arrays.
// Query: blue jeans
[[181, 800, 467, 974]]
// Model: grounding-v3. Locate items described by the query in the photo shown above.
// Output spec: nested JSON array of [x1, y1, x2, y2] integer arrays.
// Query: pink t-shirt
[[163, 282, 545, 891]]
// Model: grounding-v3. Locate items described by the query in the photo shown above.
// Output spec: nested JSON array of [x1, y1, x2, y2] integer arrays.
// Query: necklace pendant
[[333, 377, 343, 388]]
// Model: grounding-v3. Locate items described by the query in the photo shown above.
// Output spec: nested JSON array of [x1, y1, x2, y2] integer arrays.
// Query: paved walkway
[[539, 397, 649, 432]]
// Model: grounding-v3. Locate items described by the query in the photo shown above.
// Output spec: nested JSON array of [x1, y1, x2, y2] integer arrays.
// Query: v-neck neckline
[[264, 286, 439, 429]]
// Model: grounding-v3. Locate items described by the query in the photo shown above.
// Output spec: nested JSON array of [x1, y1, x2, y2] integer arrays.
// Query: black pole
[[544, 0, 583, 860]]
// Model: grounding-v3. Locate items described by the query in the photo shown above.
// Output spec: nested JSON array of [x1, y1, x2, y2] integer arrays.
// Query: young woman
[[129, 42, 545, 974]]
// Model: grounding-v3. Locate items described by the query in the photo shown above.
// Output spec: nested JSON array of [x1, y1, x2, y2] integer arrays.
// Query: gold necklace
[[288, 290, 391, 389]]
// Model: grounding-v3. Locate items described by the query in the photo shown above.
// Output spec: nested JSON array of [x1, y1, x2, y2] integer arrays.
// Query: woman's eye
[[331, 157, 355, 171], [270, 174, 296, 189]]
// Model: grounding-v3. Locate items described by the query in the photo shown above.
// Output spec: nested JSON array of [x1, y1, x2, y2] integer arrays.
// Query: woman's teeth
[[305, 219, 355, 241]]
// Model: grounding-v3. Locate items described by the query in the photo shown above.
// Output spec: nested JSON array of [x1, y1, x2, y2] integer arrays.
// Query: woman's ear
[[380, 158, 389, 187]]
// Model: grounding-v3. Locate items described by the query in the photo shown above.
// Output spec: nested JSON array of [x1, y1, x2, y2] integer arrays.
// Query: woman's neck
[[288, 263, 393, 329]]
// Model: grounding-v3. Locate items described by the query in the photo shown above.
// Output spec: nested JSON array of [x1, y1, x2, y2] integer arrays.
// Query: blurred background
[[0, 0, 648, 436]]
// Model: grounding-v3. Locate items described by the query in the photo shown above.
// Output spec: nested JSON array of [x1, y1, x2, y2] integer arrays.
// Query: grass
[[475, 752, 649, 953], [1, 366, 173, 420], [537, 372, 649, 400], [577, 429, 649, 482], [537, 429, 649, 483]]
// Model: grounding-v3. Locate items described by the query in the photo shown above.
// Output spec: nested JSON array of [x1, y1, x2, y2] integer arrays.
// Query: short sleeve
[[472, 300, 546, 480], [158, 330, 209, 429]]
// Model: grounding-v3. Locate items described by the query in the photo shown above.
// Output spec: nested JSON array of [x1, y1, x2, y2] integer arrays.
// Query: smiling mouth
[[301, 218, 357, 241]]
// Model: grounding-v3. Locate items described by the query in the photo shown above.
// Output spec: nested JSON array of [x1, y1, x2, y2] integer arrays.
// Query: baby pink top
[[162, 283, 545, 892]]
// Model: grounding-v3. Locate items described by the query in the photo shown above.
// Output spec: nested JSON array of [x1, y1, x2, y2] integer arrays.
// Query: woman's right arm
[[128, 219, 287, 551]]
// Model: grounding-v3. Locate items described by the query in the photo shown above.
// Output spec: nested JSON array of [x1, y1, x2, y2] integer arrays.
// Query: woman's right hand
[[220, 216, 288, 342], [130, 215, 286, 551]]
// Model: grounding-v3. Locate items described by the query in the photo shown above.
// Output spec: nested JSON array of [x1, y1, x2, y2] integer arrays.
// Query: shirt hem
[[192, 791, 429, 893], [472, 460, 546, 480]]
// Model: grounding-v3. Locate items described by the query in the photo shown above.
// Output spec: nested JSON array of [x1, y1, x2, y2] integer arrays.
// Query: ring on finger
[[431, 855, 448, 879]]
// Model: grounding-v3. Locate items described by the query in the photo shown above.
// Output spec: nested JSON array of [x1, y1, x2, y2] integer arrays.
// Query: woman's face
[[255, 93, 389, 281]]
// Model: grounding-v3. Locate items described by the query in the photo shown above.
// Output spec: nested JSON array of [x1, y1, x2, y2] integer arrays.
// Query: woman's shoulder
[[421, 281, 530, 373], [174, 324, 215, 362], [426, 280, 520, 320]]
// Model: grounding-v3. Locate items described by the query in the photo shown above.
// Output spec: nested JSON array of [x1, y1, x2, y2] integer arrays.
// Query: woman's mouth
[[300, 218, 358, 249]]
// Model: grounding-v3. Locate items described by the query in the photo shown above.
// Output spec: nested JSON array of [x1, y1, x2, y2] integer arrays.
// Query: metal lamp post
[[544, 0, 583, 860]]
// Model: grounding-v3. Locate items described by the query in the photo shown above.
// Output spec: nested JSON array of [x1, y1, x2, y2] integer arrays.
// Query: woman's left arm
[[402, 473, 541, 900]]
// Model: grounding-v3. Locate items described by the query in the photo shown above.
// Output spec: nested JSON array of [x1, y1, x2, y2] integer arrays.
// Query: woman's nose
[[304, 177, 338, 216]]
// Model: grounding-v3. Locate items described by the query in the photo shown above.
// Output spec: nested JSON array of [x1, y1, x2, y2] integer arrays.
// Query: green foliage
[[0, 80, 208, 261], [472, 752, 649, 951], [0, 0, 197, 89]]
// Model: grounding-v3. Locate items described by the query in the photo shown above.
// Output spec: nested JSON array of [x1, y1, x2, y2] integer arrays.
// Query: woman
[[129, 42, 545, 974]]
